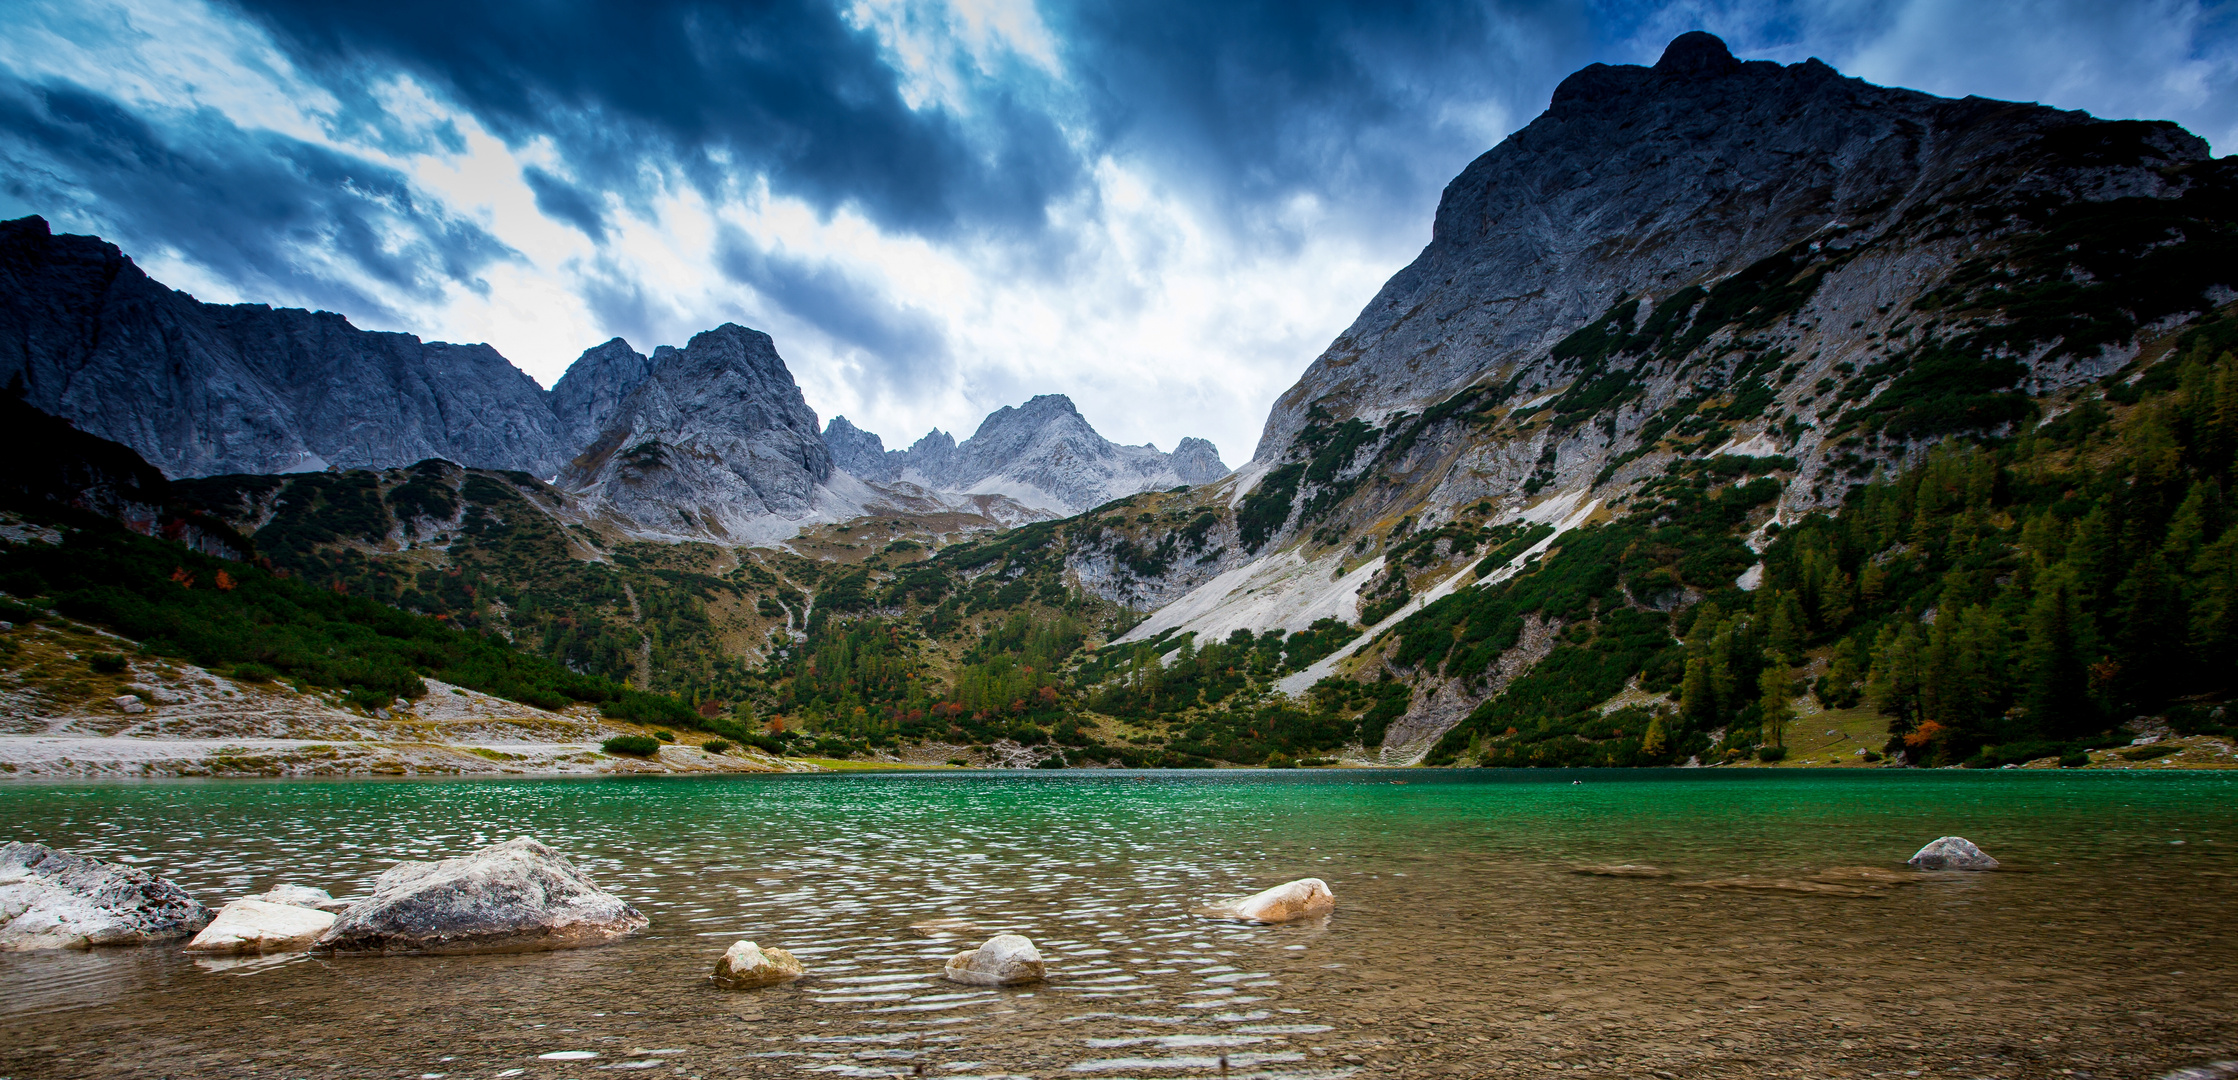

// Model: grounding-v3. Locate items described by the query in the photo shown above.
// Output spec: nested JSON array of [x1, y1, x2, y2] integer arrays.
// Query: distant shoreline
[[2, 732, 2231, 780]]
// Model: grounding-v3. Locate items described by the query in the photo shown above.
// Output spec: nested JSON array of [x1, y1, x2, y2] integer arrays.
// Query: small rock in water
[[711, 940, 804, 988], [1206, 878, 1336, 924], [942, 933, 1046, 986], [313, 836, 647, 955], [1907, 836, 2000, 871], [1570, 864, 1674, 878], [252, 884, 351, 912], [0, 841, 212, 951], [184, 898, 336, 954]]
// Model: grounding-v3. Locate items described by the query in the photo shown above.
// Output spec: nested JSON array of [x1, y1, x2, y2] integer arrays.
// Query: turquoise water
[[2, 769, 2234, 1079]]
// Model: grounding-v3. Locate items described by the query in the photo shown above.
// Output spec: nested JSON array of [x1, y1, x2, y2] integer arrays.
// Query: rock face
[[0, 841, 212, 951], [1249, 31, 2198, 465], [0, 216, 569, 479], [821, 416, 903, 482], [711, 940, 805, 988], [941, 933, 1046, 986], [312, 837, 647, 955], [1907, 836, 2000, 871], [1212, 878, 1336, 923], [549, 337, 659, 455], [823, 395, 1230, 513], [184, 898, 337, 954], [562, 324, 838, 542]]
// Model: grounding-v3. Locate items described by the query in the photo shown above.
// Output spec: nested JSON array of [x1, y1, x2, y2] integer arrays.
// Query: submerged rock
[[1907, 836, 2000, 871], [942, 934, 1046, 986], [908, 916, 979, 938], [1206, 878, 1336, 923], [0, 841, 212, 951], [712, 940, 804, 988], [1813, 866, 1923, 887], [185, 898, 336, 954], [253, 884, 351, 912], [313, 837, 647, 955], [1695, 875, 1879, 898]]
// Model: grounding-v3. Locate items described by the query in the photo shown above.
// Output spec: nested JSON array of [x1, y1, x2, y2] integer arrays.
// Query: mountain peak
[[1653, 31, 1739, 79]]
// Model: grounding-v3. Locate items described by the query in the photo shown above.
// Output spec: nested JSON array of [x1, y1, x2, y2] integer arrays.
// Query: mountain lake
[[1, 769, 2232, 1079]]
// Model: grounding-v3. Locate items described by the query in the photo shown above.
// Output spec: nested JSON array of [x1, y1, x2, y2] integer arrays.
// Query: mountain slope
[[0, 216, 570, 479], [1052, 32, 2238, 760]]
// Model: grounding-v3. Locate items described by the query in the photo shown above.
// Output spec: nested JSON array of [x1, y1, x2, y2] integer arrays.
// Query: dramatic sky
[[3, 1, 2234, 463]]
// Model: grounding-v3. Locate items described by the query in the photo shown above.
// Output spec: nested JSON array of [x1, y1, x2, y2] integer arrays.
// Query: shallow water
[[1, 769, 2233, 1080]]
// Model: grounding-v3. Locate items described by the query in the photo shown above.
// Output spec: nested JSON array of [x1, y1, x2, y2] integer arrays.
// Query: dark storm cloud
[[522, 166, 609, 243], [714, 225, 952, 394], [1054, 0, 1589, 230], [222, 0, 1589, 248], [0, 74, 513, 323], [223, 0, 1082, 239]]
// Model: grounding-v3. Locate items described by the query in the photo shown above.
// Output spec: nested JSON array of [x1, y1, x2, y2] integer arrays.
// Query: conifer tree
[[1757, 665, 1792, 749]]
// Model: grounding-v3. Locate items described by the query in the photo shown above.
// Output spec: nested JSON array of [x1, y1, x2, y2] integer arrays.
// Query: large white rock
[[185, 898, 336, 954], [1210, 878, 1336, 924], [252, 884, 350, 912], [312, 837, 647, 955], [0, 841, 212, 951], [1907, 836, 2000, 871], [712, 940, 804, 988], [942, 934, 1045, 986]]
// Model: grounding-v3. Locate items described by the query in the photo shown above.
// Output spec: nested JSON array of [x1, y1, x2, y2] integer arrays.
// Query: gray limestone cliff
[[0, 216, 569, 479], [564, 324, 836, 540], [822, 395, 1229, 513], [1252, 31, 2207, 466], [550, 338, 659, 455]]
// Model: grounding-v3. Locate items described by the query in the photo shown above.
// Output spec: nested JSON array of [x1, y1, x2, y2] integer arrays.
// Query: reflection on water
[[1, 769, 2234, 1079]]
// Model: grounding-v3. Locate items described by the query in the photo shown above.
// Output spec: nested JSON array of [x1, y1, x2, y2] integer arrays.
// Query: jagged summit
[[564, 323, 835, 542], [820, 394, 1229, 513]]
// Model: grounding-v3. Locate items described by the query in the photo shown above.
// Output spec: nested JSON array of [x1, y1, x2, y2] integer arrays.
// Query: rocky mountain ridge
[[0, 215, 1227, 539], [1038, 32, 2237, 759], [822, 395, 1228, 514], [0, 216, 569, 479]]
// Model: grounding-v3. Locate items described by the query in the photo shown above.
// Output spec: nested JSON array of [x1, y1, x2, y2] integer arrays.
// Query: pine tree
[[1769, 591, 1805, 664], [2021, 576, 2093, 740], [1757, 665, 1793, 749]]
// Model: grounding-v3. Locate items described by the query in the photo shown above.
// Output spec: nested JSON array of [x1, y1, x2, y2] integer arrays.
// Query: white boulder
[[942, 933, 1045, 986], [111, 695, 146, 714], [712, 940, 804, 988], [185, 899, 336, 954], [1907, 836, 2000, 871], [252, 884, 351, 912], [0, 841, 212, 951], [1208, 878, 1336, 923], [313, 837, 647, 955]]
